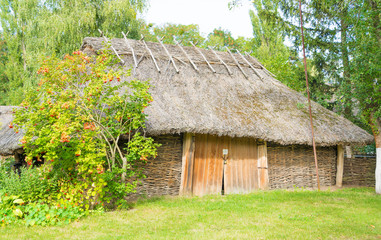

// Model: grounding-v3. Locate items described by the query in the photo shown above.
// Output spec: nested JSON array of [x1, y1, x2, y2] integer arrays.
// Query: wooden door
[[224, 137, 259, 194], [184, 134, 268, 196], [192, 134, 225, 196]]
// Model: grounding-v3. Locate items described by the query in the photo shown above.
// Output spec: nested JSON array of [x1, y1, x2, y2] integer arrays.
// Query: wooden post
[[345, 146, 352, 159], [257, 141, 269, 190], [180, 133, 195, 195], [336, 145, 344, 187], [376, 147, 381, 194]]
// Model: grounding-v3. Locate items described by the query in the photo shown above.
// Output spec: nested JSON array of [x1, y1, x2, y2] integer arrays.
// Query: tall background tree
[[249, 0, 302, 91], [0, 0, 147, 105], [231, 0, 380, 193], [343, 0, 380, 193]]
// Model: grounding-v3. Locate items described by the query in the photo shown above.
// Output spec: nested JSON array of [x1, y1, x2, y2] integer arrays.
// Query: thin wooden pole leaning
[[98, 29, 125, 64], [209, 46, 233, 75], [157, 36, 179, 73], [175, 40, 199, 72], [236, 49, 263, 80], [299, 0, 321, 190], [225, 47, 248, 79], [141, 35, 160, 73], [190, 41, 216, 73], [121, 31, 137, 68]]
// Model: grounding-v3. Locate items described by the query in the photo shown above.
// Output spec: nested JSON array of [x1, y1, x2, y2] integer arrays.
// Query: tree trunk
[[374, 131, 381, 194], [340, 7, 352, 118], [370, 115, 381, 194], [368, 0, 381, 194], [121, 157, 127, 183], [377, 145, 381, 194], [21, 38, 27, 71]]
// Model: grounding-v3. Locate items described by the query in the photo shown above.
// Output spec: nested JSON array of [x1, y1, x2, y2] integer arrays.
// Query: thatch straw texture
[[0, 106, 23, 156], [80, 37, 373, 147]]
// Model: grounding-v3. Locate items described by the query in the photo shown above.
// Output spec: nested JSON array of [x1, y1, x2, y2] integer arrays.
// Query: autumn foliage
[[12, 50, 159, 209]]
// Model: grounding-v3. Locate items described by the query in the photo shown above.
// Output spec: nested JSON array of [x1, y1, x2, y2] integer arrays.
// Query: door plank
[[258, 142, 269, 190], [224, 137, 260, 194], [193, 134, 206, 196], [214, 136, 224, 194], [180, 133, 195, 195], [192, 134, 224, 196]]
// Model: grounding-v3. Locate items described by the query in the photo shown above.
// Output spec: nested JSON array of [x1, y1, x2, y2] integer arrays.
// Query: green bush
[[0, 190, 85, 226], [23, 201, 85, 226], [0, 166, 60, 203], [11, 50, 159, 210]]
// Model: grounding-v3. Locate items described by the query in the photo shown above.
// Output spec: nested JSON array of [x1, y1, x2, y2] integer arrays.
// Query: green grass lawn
[[2, 188, 380, 240]]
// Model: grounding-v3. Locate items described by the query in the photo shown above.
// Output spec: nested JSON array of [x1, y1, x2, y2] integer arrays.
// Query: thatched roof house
[[79, 37, 373, 196], [81, 38, 372, 147], [0, 36, 374, 197]]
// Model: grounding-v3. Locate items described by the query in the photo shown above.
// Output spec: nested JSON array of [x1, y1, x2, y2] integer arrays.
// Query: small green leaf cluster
[[23, 201, 85, 226], [0, 190, 84, 226], [0, 191, 25, 226]]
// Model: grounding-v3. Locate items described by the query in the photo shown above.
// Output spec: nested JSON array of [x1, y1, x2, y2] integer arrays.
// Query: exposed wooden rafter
[[157, 36, 179, 73], [236, 49, 263, 80], [225, 47, 248, 78], [190, 41, 216, 73], [245, 52, 276, 77], [98, 29, 125, 64], [175, 40, 199, 72], [121, 31, 137, 68], [141, 35, 161, 73], [209, 46, 233, 75]]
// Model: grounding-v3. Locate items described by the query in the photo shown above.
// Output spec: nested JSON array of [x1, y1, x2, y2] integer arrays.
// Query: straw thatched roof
[[80, 37, 373, 147], [0, 37, 373, 156], [0, 106, 23, 155]]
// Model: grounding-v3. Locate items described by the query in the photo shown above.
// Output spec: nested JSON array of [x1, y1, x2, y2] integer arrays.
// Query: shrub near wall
[[0, 165, 84, 226], [3, 50, 159, 225]]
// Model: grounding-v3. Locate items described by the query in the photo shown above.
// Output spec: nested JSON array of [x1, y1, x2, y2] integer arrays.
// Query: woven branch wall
[[267, 144, 337, 189], [129, 134, 183, 198], [343, 156, 376, 187]]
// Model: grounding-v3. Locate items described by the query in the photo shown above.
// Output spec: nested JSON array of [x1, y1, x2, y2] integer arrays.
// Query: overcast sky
[[141, 0, 255, 38]]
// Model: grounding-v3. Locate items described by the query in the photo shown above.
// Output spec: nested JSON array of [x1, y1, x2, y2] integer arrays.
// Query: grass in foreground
[[2, 188, 380, 240]]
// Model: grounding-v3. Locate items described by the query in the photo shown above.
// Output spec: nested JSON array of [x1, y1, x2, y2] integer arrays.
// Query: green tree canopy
[[141, 23, 205, 46], [0, 0, 147, 105]]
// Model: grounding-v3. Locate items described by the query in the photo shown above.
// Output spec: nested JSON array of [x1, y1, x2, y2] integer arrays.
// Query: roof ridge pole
[[140, 35, 161, 73], [245, 52, 276, 77], [236, 49, 263, 80], [209, 46, 233, 75], [225, 46, 248, 79], [98, 29, 125, 64], [156, 36, 179, 73], [121, 31, 137, 68], [175, 40, 199, 72], [299, 0, 320, 190], [190, 41, 216, 73]]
